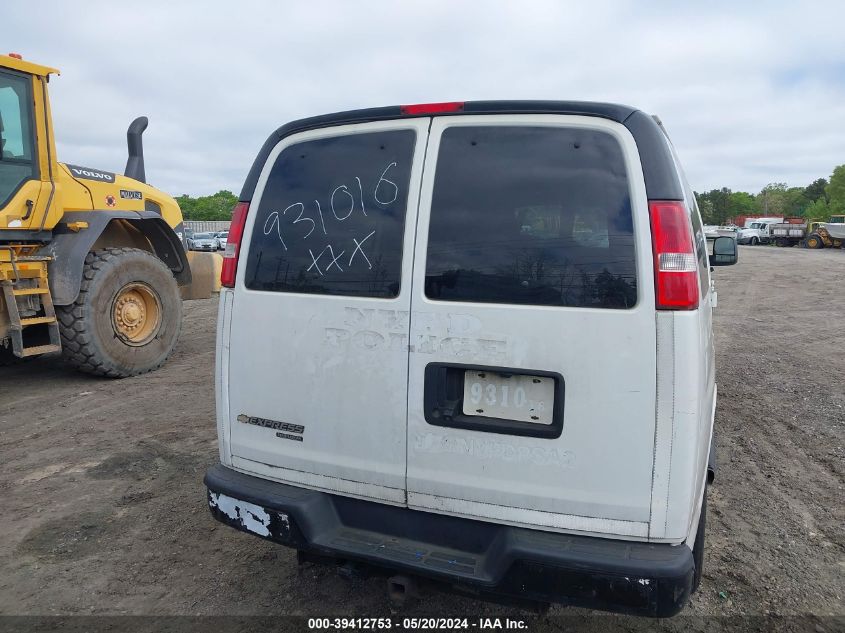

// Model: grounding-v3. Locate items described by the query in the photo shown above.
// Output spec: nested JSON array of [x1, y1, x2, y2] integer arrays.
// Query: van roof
[[239, 100, 684, 204]]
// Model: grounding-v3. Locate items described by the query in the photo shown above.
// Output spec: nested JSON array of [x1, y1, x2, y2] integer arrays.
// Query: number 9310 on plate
[[462, 371, 554, 425]]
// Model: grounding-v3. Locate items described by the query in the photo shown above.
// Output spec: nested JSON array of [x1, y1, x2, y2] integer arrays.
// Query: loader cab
[[0, 70, 36, 205], [0, 56, 58, 233], [0, 53, 185, 235], [207, 101, 737, 617]]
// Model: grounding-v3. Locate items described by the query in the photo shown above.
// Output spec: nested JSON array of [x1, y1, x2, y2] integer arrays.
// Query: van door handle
[[22, 199, 35, 221]]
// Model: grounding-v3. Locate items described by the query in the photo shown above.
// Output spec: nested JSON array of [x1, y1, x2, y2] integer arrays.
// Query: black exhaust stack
[[124, 116, 148, 183]]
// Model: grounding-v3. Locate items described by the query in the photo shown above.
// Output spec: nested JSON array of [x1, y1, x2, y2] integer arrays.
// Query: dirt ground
[[0, 246, 843, 630]]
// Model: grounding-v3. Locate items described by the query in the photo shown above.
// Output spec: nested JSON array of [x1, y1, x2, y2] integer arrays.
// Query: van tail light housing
[[648, 200, 699, 310], [221, 202, 249, 288], [400, 102, 464, 115]]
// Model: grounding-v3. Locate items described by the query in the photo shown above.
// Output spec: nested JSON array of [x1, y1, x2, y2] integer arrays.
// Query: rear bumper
[[204, 465, 694, 617]]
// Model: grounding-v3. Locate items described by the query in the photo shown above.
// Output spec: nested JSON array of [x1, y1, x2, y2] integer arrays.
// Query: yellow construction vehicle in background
[[804, 215, 845, 249], [1, 53, 197, 376]]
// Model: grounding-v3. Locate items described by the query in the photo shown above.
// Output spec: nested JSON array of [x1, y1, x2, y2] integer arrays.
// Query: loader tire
[[805, 234, 823, 249], [57, 248, 182, 378]]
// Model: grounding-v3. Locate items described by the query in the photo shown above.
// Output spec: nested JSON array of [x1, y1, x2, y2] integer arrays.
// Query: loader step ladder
[[0, 253, 61, 358]]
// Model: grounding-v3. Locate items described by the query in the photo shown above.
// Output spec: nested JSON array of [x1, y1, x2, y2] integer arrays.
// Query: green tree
[[696, 188, 733, 224], [728, 191, 756, 217], [688, 171, 842, 223], [826, 165, 845, 213], [696, 196, 716, 224], [756, 183, 789, 214], [803, 178, 828, 203], [784, 187, 811, 215], [175, 190, 238, 221], [802, 197, 830, 220]]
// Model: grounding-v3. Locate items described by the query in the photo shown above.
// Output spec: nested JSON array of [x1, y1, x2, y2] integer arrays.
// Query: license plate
[[462, 371, 554, 424]]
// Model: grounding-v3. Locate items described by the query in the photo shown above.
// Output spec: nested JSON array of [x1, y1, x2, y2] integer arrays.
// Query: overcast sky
[[5, 1, 845, 198]]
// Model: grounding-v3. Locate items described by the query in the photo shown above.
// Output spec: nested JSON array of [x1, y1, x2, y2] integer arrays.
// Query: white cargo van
[[205, 101, 738, 617]]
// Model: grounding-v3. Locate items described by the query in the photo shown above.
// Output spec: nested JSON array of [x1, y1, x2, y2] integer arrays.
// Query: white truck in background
[[736, 217, 783, 245], [769, 222, 809, 247]]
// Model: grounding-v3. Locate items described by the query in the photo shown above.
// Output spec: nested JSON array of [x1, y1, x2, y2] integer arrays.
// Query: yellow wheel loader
[[0, 53, 195, 376], [804, 216, 845, 249]]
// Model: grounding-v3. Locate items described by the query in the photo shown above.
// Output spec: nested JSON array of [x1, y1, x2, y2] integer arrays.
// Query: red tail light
[[221, 201, 249, 288], [648, 200, 699, 310], [400, 102, 464, 115]]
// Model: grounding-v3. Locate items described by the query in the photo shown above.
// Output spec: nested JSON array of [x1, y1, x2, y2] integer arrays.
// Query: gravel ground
[[0, 245, 842, 632]]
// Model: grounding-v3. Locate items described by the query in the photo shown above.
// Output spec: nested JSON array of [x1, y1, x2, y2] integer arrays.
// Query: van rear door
[[226, 119, 428, 504], [406, 116, 658, 537]]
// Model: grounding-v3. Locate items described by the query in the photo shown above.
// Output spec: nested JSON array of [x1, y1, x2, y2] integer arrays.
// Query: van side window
[[425, 126, 637, 309], [243, 130, 416, 297]]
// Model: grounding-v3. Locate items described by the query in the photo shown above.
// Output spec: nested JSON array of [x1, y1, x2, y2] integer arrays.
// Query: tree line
[[175, 164, 845, 226], [695, 164, 845, 226], [175, 190, 239, 221]]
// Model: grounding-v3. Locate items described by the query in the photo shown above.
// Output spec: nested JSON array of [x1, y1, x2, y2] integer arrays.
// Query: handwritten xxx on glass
[[262, 162, 400, 276]]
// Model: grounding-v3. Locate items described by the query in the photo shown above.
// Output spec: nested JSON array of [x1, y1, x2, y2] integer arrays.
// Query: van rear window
[[425, 126, 637, 309], [244, 130, 416, 297]]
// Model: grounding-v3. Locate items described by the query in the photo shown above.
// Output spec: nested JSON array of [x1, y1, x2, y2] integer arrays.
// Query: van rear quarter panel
[[652, 309, 713, 542], [215, 289, 234, 467], [650, 145, 716, 543]]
